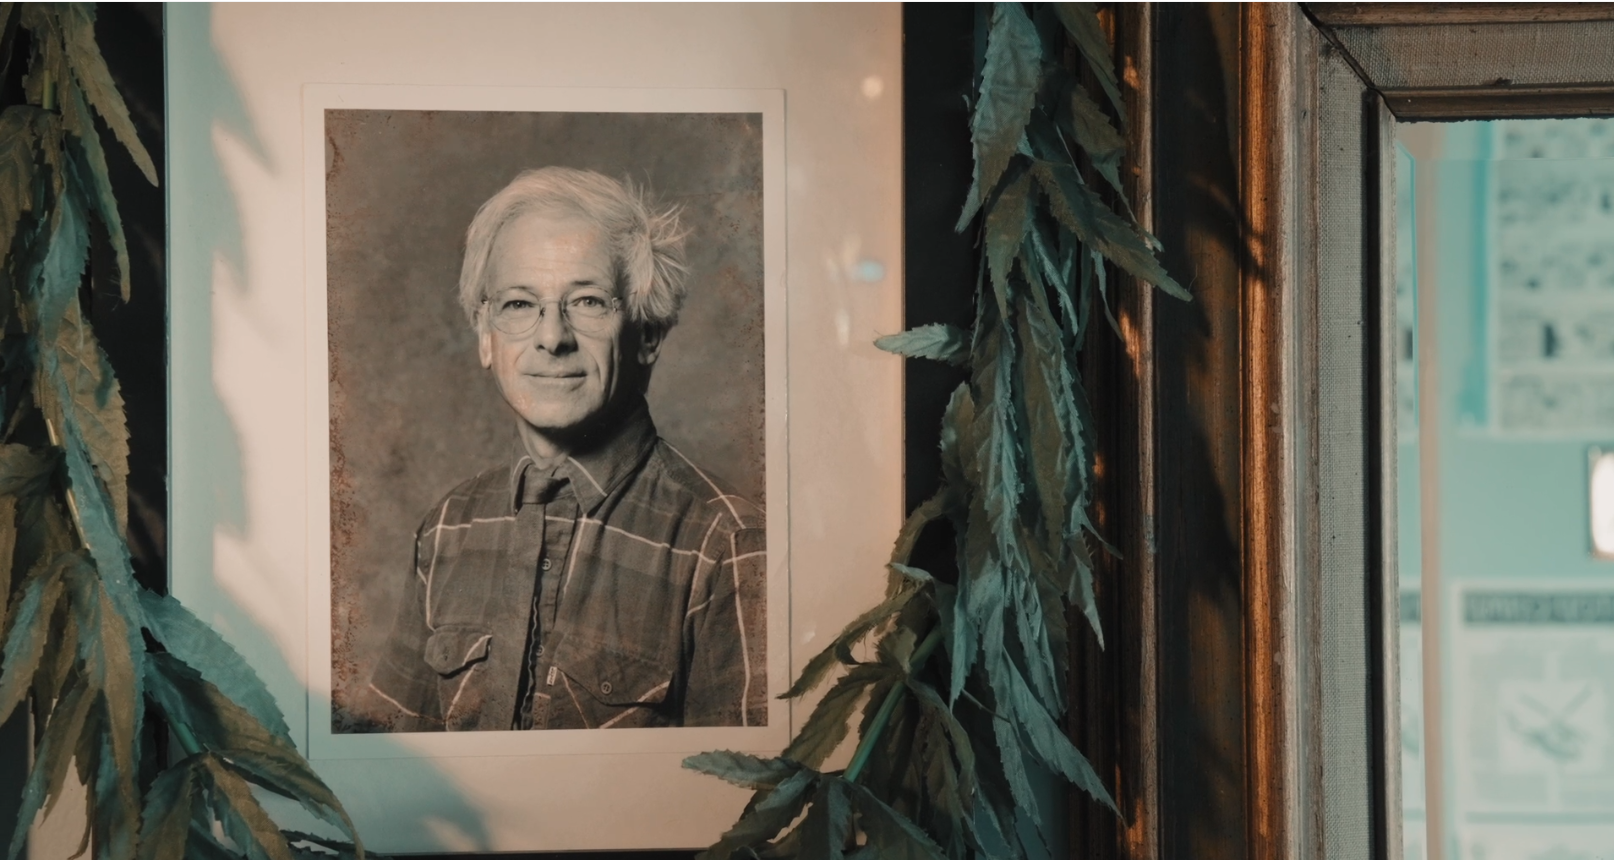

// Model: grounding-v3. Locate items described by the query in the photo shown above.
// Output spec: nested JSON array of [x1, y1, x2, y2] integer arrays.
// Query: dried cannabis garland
[[684, 4, 1186, 858], [0, 5, 363, 859]]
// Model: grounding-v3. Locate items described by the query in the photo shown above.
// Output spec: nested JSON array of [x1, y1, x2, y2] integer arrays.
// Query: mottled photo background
[[326, 110, 765, 732]]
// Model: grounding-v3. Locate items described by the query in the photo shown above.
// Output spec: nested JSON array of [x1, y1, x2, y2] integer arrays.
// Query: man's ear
[[636, 323, 667, 366], [478, 324, 494, 369]]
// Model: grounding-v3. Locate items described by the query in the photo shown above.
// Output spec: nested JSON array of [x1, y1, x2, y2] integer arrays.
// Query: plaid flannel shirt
[[368, 402, 767, 730]]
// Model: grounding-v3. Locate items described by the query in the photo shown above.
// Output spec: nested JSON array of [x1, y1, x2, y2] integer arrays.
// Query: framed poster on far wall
[[305, 83, 791, 842]]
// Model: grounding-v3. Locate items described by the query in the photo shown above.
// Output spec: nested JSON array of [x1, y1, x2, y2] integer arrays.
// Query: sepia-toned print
[[325, 110, 767, 733]]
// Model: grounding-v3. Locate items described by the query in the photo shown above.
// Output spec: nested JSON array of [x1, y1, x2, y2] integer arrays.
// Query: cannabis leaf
[[54, 4, 156, 184], [0, 106, 36, 265], [875, 324, 970, 367], [689, 3, 1185, 857], [683, 750, 803, 791], [958, 2, 1042, 230]]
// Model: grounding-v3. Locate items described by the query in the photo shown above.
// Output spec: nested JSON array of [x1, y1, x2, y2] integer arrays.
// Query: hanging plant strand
[[685, 4, 1186, 858], [0, 5, 365, 859]]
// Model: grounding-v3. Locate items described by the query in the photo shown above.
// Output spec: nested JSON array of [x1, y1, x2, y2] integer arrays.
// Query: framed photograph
[[305, 83, 789, 844], [167, 5, 901, 853]]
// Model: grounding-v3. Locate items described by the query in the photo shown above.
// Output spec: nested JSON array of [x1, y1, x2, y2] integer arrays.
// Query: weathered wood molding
[[1310, 3, 1614, 27], [1241, 6, 1303, 860]]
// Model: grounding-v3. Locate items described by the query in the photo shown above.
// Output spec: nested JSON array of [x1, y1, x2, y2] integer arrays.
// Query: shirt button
[[600, 681, 613, 695], [541, 558, 553, 571], [535, 645, 545, 657]]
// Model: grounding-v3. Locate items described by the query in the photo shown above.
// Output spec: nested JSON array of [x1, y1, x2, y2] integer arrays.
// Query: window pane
[[1397, 118, 1614, 860]]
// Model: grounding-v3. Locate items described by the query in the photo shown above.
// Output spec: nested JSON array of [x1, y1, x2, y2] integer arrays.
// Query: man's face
[[478, 211, 661, 447]]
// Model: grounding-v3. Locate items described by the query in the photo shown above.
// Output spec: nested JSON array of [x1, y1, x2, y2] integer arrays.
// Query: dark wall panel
[[1152, 6, 1251, 859], [902, 2, 976, 515]]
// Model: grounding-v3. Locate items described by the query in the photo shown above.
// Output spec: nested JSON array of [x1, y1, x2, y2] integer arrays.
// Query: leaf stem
[[40, 417, 90, 546], [843, 625, 944, 784], [171, 720, 202, 757]]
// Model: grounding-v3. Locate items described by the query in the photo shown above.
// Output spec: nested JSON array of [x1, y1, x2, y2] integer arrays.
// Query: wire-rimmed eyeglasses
[[481, 289, 623, 337]]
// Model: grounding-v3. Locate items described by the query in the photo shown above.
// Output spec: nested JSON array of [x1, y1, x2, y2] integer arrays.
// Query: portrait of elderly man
[[365, 167, 767, 732]]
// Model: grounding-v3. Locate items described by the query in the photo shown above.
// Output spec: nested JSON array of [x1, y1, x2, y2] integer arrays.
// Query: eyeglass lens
[[489, 292, 619, 336]]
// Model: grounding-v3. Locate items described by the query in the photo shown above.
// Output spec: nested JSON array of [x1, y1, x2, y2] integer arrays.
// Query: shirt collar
[[506, 399, 658, 514]]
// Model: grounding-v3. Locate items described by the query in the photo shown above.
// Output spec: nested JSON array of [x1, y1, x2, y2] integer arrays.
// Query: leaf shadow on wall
[[165, 4, 488, 852]]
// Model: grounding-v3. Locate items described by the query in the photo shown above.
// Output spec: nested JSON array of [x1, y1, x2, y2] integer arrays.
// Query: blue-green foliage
[[686, 4, 1186, 857], [0, 5, 363, 859], [874, 324, 970, 368]]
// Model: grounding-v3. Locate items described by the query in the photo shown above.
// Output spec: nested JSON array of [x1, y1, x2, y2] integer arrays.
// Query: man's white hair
[[458, 166, 689, 330]]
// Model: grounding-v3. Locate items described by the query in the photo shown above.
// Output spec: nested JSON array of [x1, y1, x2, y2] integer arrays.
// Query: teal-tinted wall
[[1432, 123, 1612, 585]]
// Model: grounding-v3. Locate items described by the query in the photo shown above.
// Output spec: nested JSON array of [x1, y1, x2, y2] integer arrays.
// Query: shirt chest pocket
[[424, 625, 493, 730], [550, 637, 675, 729]]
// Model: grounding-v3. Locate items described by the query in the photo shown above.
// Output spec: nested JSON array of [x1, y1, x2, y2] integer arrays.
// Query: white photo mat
[[297, 85, 793, 852]]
